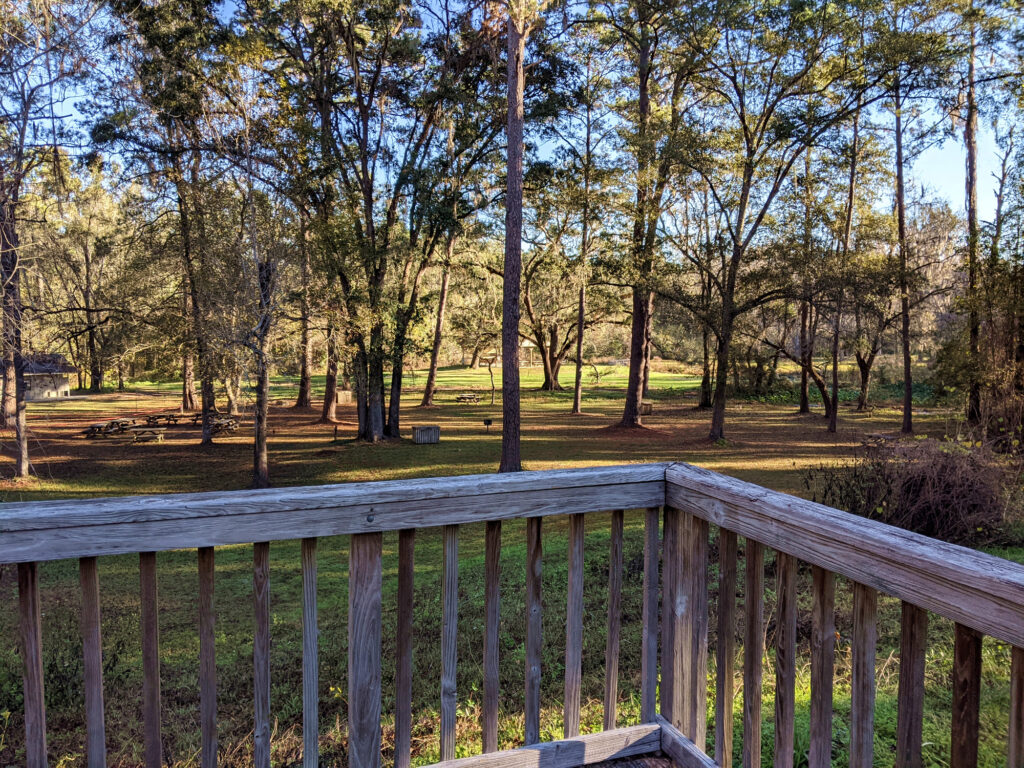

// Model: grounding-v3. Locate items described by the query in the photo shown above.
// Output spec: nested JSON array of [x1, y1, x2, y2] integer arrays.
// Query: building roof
[[23, 354, 77, 375]]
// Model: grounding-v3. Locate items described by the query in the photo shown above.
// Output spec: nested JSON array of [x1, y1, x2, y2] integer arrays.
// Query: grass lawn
[[0, 364, 1013, 767]]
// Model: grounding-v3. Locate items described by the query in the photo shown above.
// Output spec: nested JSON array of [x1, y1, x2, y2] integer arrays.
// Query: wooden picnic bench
[[210, 418, 238, 436], [128, 426, 166, 443], [145, 413, 181, 426], [455, 393, 479, 404], [82, 418, 135, 438], [190, 410, 224, 425]]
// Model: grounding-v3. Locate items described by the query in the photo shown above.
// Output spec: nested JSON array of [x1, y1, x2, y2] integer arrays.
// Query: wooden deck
[[3, 462, 1024, 767]]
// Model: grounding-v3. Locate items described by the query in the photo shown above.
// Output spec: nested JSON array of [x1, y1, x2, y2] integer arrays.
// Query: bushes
[[804, 439, 1018, 546]]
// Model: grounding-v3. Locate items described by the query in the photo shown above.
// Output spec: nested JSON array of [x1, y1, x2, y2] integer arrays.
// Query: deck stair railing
[[3, 461, 1024, 768]]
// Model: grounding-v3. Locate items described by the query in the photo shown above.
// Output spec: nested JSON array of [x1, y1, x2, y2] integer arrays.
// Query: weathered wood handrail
[[4, 461, 1024, 768]]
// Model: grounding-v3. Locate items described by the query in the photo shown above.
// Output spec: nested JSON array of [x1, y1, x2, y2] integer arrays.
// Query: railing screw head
[[367, 513, 375, 523]]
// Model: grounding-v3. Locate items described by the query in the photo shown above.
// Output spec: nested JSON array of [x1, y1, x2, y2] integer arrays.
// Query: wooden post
[[198, 547, 217, 768], [19, 562, 47, 768], [1010, 646, 1024, 767], [774, 552, 797, 768], [640, 507, 660, 724], [950, 623, 982, 768], [253, 543, 271, 768], [483, 521, 502, 753], [661, 506, 684, 728], [810, 567, 835, 768], [441, 525, 459, 761], [716, 529, 737, 768], [302, 538, 319, 768], [850, 583, 877, 768], [349, 532, 383, 768], [80, 557, 106, 768], [395, 531, 415, 768], [564, 514, 584, 738], [742, 540, 763, 768], [525, 517, 543, 746], [603, 510, 624, 730], [685, 514, 709, 747], [896, 602, 928, 768], [139, 552, 161, 768]]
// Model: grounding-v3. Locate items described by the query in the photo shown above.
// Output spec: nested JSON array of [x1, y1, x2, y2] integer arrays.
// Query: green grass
[[0, 366, 1015, 766]]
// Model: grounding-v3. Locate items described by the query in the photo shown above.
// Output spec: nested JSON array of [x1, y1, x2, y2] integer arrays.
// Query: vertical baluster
[[80, 557, 106, 768], [951, 624, 982, 768], [302, 538, 319, 768], [640, 507, 660, 723], [850, 583, 877, 768], [661, 506, 684, 727], [19, 562, 47, 768], [603, 509, 624, 731], [349, 532, 383, 768], [564, 513, 585, 738], [685, 514, 709, 747], [810, 567, 835, 768], [896, 602, 928, 768], [525, 517, 543, 746], [198, 547, 217, 768], [742, 540, 763, 768], [253, 542, 271, 768], [395, 531, 414, 768], [1010, 646, 1024, 767], [483, 521, 502, 753], [715, 529, 737, 768], [139, 552, 161, 768], [441, 525, 459, 760], [774, 552, 797, 768]]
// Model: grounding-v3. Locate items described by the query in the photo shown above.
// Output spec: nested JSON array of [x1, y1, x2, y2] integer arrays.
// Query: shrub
[[803, 440, 1017, 547]]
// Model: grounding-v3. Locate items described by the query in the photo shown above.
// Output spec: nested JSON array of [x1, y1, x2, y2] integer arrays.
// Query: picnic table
[[82, 418, 135, 438], [128, 426, 166, 443], [455, 393, 479, 404], [145, 412, 182, 426], [190, 410, 224, 425], [211, 417, 238, 436]]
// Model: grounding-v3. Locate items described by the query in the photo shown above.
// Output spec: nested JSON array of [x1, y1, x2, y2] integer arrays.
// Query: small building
[[23, 354, 76, 400]]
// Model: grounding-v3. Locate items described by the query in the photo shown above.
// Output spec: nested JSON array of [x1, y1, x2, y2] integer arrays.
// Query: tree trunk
[[225, 377, 239, 417], [571, 282, 585, 414], [965, 16, 981, 424], [799, 299, 811, 413], [469, 345, 481, 369], [422, 259, 452, 406], [894, 78, 913, 434], [855, 350, 875, 411], [253, 353, 269, 487], [499, 14, 526, 473], [294, 236, 312, 409], [828, 303, 841, 433], [251, 259, 274, 489], [621, 288, 653, 427], [366, 324, 386, 442], [182, 352, 198, 411], [699, 325, 713, 409], [320, 320, 338, 423], [1, 204, 29, 476], [709, 309, 734, 441], [87, 327, 102, 392]]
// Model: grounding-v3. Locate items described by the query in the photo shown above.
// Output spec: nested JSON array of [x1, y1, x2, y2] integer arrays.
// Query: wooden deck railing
[[3, 461, 1024, 768]]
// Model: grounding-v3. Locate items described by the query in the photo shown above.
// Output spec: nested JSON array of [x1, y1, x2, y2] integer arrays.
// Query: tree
[[1, 0, 92, 476]]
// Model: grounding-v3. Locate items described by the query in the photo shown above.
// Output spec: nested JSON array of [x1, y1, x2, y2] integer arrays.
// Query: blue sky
[[916, 124, 1000, 221]]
